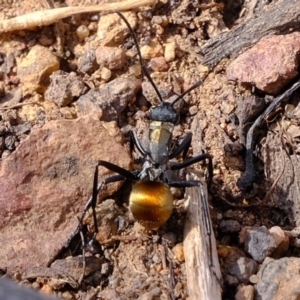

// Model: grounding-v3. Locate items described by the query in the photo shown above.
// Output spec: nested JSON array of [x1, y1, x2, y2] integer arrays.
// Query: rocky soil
[[1, 0, 300, 300]]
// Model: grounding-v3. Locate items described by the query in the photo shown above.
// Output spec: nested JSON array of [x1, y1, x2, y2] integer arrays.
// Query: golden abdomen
[[129, 181, 173, 229]]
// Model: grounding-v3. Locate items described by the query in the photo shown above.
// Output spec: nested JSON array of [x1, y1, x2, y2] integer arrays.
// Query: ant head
[[147, 78, 203, 124], [149, 102, 179, 124]]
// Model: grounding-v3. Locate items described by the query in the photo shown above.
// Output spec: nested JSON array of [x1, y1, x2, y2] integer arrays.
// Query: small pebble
[[31, 282, 40, 289], [151, 15, 169, 27], [249, 274, 259, 284], [61, 291, 73, 299], [40, 284, 53, 295], [235, 284, 255, 300], [164, 42, 176, 62], [101, 67, 112, 81], [152, 253, 161, 264], [174, 282, 183, 298], [172, 243, 185, 262], [1, 150, 11, 159], [189, 105, 198, 115], [148, 56, 169, 72], [129, 64, 142, 77], [292, 238, 300, 248], [76, 25, 90, 40], [230, 257, 258, 283], [155, 264, 162, 272], [77, 49, 97, 74], [269, 226, 285, 245], [140, 41, 163, 60], [291, 226, 300, 237], [96, 46, 127, 70], [220, 220, 241, 233], [4, 135, 16, 151], [216, 213, 223, 220], [17, 45, 59, 93]]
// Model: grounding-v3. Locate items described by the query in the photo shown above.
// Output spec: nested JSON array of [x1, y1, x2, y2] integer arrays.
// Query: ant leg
[[130, 130, 148, 157], [78, 221, 86, 285], [171, 153, 213, 189], [75, 161, 139, 270], [78, 160, 138, 235], [169, 132, 192, 160], [78, 174, 124, 233]]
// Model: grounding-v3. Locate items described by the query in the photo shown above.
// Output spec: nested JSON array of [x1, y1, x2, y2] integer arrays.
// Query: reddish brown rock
[[226, 32, 300, 94], [148, 57, 169, 72], [0, 113, 131, 273], [95, 46, 127, 70]]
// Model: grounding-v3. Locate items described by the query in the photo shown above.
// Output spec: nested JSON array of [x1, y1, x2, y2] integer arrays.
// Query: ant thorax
[[149, 121, 174, 165]]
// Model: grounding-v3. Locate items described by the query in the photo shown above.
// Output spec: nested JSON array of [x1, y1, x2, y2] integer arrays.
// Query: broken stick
[[184, 173, 222, 299], [0, 0, 157, 33]]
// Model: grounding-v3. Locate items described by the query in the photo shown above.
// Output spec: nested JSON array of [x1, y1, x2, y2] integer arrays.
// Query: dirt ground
[[0, 0, 298, 299]]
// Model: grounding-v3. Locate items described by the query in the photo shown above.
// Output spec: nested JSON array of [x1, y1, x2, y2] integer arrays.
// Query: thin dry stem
[[0, 0, 157, 33]]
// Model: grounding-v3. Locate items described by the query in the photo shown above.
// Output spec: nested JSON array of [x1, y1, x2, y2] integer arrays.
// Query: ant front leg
[[130, 130, 148, 157]]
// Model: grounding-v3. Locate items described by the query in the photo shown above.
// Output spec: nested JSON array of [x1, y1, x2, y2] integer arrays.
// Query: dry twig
[[0, 0, 157, 33], [0, 101, 42, 111], [184, 173, 222, 300]]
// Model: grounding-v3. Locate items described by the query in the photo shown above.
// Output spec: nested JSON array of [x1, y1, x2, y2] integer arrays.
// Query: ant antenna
[[171, 79, 202, 107], [114, 10, 164, 103]]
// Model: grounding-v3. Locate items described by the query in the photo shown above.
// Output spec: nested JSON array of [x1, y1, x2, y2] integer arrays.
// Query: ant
[[76, 9, 214, 281]]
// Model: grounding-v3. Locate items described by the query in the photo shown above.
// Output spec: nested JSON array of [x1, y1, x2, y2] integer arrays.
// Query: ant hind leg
[[78, 160, 138, 236]]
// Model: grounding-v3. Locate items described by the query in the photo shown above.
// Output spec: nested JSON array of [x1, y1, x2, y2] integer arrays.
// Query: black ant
[[76, 9, 214, 280]]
